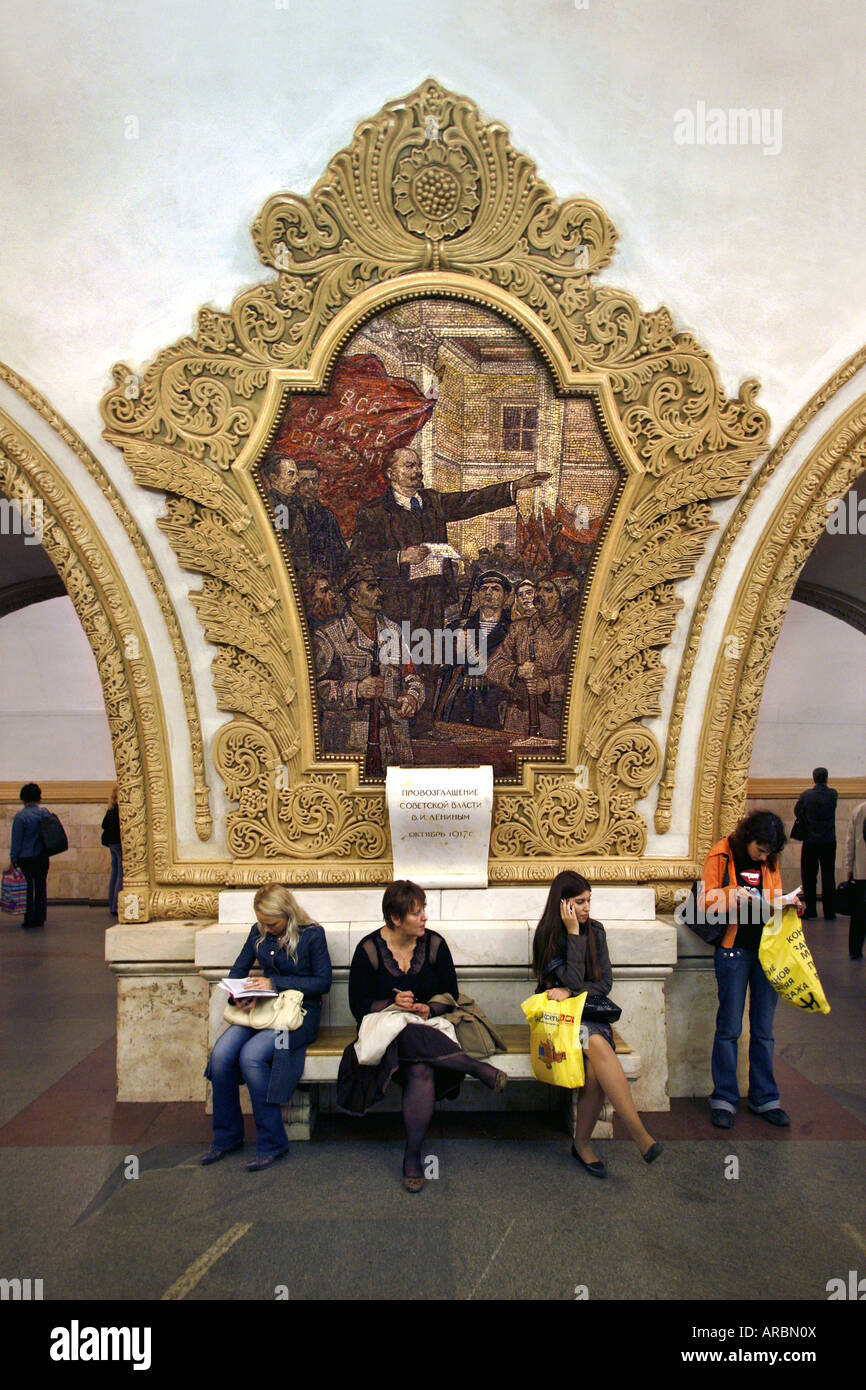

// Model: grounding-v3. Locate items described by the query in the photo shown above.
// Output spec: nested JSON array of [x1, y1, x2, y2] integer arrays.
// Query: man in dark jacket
[[349, 447, 549, 636], [794, 767, 838, 919], [9, 782, 49, 929]]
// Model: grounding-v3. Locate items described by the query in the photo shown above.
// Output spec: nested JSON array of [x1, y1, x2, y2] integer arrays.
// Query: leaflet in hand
[[217, 977, 278, 1000], [409, 542, 461, 580], [781, 886, 803, 907]]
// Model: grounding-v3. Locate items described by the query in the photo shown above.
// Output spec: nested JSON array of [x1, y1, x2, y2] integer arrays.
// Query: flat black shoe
[[749, 1106, 790, 1127], [571, 1143, 606, 1178], [246, 1148, 289, 1171], [710, 1109, 734, 1129], [200, 1142, 243, 1166], [642, 1142, 663, 1163]]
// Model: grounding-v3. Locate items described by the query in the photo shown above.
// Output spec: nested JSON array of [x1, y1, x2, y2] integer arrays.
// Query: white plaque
[[386, 766, 494, 888]]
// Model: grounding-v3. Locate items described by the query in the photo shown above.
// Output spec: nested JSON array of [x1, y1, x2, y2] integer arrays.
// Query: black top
[[794, 784, 838, 844], [101, 806, 121, 845], [537, 919, 613, 997], [348, 928, 459, 1025]]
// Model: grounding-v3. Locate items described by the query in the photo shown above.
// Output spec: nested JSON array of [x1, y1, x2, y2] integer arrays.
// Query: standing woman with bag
[[202, 885, 332, 1171], [532, 871, 661, 1178]]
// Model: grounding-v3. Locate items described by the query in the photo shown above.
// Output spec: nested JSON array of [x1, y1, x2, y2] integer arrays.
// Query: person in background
[[699, 810, 803, 1130], [202, 884, 332, 1171], [101, 785, 123, 917], [794, 767, 838, 920], [9, 783, 49, 930], [532, 870, 661, 1177], [843, 799, 866, 961]]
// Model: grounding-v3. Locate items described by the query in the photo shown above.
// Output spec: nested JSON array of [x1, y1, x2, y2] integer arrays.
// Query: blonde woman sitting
[[202, 885, 332, 1171]]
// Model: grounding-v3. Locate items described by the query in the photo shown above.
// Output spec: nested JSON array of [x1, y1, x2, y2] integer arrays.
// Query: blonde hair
[[253, 884, 312, 960]]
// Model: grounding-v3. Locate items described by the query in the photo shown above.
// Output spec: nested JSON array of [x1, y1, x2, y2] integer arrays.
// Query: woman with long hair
[[532, 870, 661, 1177], [338, 880, 506, 1193], [202, 884, 332, 1170], [699, 809, 801, 1130]]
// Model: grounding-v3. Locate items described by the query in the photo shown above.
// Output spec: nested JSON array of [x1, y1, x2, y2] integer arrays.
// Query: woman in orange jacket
[[698, 810, 802, 1131]]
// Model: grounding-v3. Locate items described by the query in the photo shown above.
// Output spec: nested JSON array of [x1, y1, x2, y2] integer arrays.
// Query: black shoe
[[642, 1142, 663, 1164], [749, 1106, 790, 1127], [802, 912, 817, 920], [200, 1142, 243, 1166], [850, 955, 863, 961], [246, 1148, 289, 1171], [823, 915, 837, 922], [710, 1109, 734, 1129], [571, 1143, 606, 1178]]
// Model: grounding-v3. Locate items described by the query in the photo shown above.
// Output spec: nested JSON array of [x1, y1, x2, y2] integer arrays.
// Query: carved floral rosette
[[100, 80, 771, 886]]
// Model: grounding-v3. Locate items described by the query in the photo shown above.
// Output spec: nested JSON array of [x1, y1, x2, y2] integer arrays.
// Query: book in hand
[[217, 977, 278, 1001]]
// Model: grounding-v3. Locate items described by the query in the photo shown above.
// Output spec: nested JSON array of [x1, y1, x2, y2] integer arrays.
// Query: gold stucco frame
[[98, 79, 778, 897]]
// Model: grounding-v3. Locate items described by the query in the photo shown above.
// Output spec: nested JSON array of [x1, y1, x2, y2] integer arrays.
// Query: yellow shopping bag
[[759, 907, 830, 1014], [521, 990, 588, 1088]]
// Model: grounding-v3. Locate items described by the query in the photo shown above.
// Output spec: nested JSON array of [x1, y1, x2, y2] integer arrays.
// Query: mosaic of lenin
[[258, 299, 622, 778]]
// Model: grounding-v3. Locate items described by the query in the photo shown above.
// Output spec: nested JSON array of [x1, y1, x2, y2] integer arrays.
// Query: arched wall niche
[[0, 368, 214, 922], [99, 79, 771, 894]]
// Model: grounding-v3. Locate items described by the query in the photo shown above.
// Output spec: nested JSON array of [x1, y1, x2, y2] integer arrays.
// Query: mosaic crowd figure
[[434, 570, 512, 728], [486, 575, 575, 740]]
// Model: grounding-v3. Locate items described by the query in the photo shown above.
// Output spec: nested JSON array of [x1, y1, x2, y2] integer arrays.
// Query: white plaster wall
[[0, 597, 115, 779], [750, 601, 866, 777]]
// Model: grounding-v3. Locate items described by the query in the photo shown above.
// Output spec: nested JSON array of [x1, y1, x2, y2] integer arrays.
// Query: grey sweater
[[539, 920, 613, 997]]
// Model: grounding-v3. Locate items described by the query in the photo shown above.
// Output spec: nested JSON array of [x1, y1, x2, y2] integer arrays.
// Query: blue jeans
[[710, 947, 780, 1113], [108, 845, 122, 914], [209, 1028, 309, 1156]]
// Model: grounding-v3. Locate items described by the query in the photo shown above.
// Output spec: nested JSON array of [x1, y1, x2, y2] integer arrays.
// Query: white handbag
[[223, 988, 306, 1031]]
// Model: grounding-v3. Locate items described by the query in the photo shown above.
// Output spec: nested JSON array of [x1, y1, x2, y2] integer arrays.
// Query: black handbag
[[582, 992, 622, 1023], [835, 880, 853, 917], [790, 817, 806, 842]]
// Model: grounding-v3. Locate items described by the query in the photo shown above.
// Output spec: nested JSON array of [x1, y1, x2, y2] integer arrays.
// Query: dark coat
[[349, 482, 515, 631], [434, 611, 511, 727], [794, 784, 838, 844]]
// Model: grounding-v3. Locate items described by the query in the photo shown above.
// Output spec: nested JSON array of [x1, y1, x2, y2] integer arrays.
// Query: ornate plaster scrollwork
[[99, 80, 769, 890]]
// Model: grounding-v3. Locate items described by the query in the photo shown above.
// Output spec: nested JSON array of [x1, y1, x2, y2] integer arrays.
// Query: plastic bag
[[1, 868, 27, 914], [521, 989, 587, 1088], [758, 907, 830, 1014]]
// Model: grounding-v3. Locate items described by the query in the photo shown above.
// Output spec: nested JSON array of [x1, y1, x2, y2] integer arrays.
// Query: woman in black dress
[[337, 880, 506, 1191], [532, 870, 661, 1178]]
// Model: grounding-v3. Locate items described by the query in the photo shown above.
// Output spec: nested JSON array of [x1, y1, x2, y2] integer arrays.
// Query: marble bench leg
[[281, 1084, 317, 1142], [563, 1090, 614, 1141]]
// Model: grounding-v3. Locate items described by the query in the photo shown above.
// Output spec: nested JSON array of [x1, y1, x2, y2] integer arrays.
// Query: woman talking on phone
[[532, 870, 661, 1178]]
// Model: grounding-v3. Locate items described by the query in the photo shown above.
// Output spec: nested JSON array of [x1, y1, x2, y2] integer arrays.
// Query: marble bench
[[286, 1020, 640, 1142]]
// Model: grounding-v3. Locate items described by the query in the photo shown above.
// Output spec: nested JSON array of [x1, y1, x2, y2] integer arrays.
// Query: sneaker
[[710, 1109, 734, 1129], [749, 1106, 790, 1127]]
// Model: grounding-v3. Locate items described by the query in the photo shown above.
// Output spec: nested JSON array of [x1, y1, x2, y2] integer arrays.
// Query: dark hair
[[728, 810, 786, 868], [20, 783, 41, 804], [382, 879, 426, 928], [813, 767, 828, 784], [531, 870, 599, 984]]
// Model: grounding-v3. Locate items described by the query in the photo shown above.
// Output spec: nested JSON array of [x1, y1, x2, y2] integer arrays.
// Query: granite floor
[[1, 906, 864, 1305]]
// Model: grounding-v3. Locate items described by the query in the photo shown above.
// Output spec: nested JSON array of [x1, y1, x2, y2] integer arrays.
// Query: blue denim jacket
[[10, 806, 48, 866]]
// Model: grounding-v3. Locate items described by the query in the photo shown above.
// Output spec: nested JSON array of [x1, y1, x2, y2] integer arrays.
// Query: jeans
[[209, 1014, 315, 1157], [710, 946, 780, 1112], [107, 844, 123, 914], [801, 840, 836, 916], [17, 851, 49, 927]]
